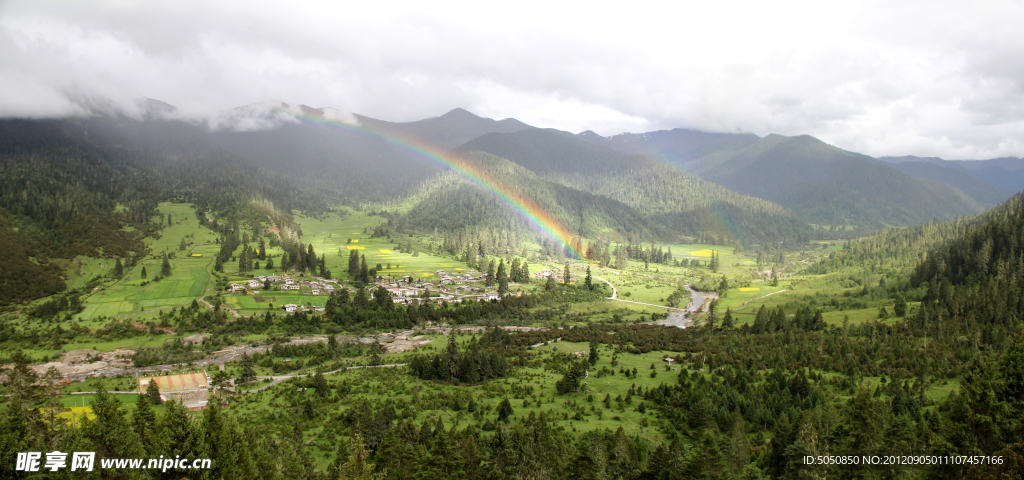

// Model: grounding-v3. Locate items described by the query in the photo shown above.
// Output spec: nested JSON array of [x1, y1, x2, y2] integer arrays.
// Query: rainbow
[[289, 109, 582, 258]]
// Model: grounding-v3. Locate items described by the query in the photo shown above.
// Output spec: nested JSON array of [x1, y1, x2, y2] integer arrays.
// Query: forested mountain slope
[[887, 161, 1012, 206], [577, 128, 760, 170], [455, 128, 813, 244], [387, 151, 664, 242], [209, 104, 440, 204], [880, 155, 1024, 195], [693, 134, 986, 227], [0, 115, 300, 305], [0, 116, 293, 256]]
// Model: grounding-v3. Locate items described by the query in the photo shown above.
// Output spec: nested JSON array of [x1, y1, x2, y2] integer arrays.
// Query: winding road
[[592, 276, 686, 312]]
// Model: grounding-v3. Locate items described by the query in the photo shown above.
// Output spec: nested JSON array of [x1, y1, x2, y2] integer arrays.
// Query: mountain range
[[578, 128, 1019, 227], [1, 99, 1020, 305]]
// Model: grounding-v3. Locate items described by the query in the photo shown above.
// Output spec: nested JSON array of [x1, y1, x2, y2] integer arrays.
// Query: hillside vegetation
[[456, 129, 812, 244], [695, 134, 986, 228]]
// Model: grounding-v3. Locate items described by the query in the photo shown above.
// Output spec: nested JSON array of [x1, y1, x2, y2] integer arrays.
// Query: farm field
[[294, 210, 474, 281], [73, 203, 217, 320]]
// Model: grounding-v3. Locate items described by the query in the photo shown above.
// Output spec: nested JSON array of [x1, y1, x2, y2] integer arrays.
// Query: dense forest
[[0, 116, 316, 305]]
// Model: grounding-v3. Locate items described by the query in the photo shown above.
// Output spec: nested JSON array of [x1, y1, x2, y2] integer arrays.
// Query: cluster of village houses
[[228, 269, 521, 313]]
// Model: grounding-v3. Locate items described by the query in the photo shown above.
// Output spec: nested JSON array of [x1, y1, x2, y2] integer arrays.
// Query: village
[[227, 267, 579, 313]]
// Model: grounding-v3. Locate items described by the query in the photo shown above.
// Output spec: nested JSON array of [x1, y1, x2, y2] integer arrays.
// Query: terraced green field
[[294, 210, 474, 281], [74, 203, 217, 319]]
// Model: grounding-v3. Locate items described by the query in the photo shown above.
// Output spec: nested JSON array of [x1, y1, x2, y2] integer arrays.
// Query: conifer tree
[[497, 397, 513, 423], [520, 262, 530, 283], [545, 275, 556, 291], [722, 307, 734, 329], [486, 259, 496, 287], [349, 250, 360, 277], [114, 258, 124, 277], [258, 238, 266, 260], [445, 332, 461, 382], [585, 266, 593, 290], [179, 238, 187, 250], [496, 259, 508, 296], [132, 393, 158, 452], [564, 262, 571, 285], [161, 253, 171, 276], [140, 266, 147, 279], [146, 379, 162, 404]]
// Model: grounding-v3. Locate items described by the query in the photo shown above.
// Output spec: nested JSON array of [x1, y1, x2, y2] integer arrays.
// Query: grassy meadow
[[73, 203, 218, 320]]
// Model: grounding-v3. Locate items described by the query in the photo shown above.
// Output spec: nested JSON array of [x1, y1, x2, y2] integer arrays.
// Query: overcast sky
[[1, 0, 1022, 159]]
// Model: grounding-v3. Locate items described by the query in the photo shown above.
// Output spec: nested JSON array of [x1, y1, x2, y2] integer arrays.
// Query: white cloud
[[0, 0, 1021, 158]]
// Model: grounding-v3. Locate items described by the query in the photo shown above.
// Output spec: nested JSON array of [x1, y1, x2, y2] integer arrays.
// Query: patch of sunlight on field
[[687, 249, 715, 257], [456, 268, 465, 271], [351, 239, 358, 243], [422, 273, 433, 276], [378, 249, 392, 254], [59, 407, 95, 421], [347, 246, 365, 250], [739, 287, 760, 292]]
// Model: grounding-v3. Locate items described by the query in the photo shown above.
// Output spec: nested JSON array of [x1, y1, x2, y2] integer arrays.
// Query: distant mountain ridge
[[686, 134, 985, 227], [577, 128, 759, 171], [356, 107, 533, 149], [579, 125, 1002, 228], [884, 161, 1012, 207], [877, 155, 1024, 195]]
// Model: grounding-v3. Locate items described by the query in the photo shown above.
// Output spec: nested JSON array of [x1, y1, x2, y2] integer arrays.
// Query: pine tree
[[563, 262, 571, 285], [722, 307, 734, 329], [585, 266, 593, 291], [265, 256, 274, 270], [140, 266, 147, 279], [520, 262, 530, 283], [510, 258, 521, 283], [179, 238, 187, 251], [556, 360, 589, 394], [161, 253, 171, 276], [497, 397, 513, 423], [589, 340, 600, 366], [132, 393, 158, 452], [893, 294, 907, 317], [258, 238, 266, 260], [496, 259, 508, 296], [114, 258, 124, 277], [486, 259, 496, 287], [146, 379, 162, 404], [444, 332, 461, 382], [545, 275, 556, 291], [349, 249, 359, 277]]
